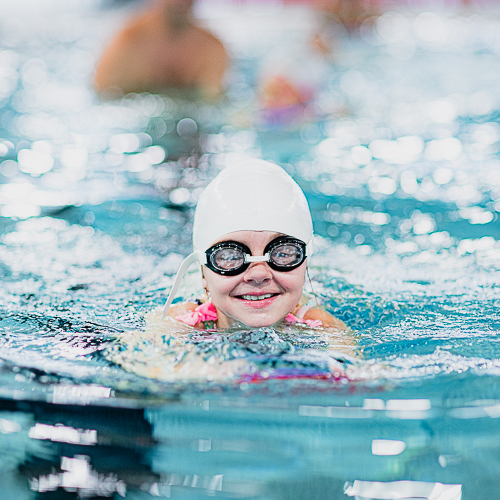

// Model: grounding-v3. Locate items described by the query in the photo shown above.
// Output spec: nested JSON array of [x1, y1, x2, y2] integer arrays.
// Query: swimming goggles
[[205, 236, 307, 276], [162, 236, 313, 318]]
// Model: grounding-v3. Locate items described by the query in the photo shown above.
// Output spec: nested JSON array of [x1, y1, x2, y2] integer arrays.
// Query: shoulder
[[165, 301, 197, 317], [112, 13, 152, 43], [303, 307, 347, 329], [164, 301, 209, 330], [192, 25, 227, 54], [290, 294, 315, 317]]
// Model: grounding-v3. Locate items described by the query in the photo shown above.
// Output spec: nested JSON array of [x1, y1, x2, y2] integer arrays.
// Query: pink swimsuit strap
[[174, 301, 217, 327], [284, 313, 322, 328]]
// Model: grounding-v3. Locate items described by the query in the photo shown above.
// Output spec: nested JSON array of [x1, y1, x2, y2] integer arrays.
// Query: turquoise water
[[1, 2, 500, 499]]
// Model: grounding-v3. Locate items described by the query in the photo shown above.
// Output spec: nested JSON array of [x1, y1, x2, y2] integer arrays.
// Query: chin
[[238, 315, 283, 329]]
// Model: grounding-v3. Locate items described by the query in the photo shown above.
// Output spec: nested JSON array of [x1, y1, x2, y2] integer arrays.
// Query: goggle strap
[[161, 251, 200, 319], [198, 250, 207, 265], [306, 240, 313, 258]]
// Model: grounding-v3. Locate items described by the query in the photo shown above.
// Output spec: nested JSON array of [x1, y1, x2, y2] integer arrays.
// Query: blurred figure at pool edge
[[312, 0, 378, 33], [93, 0, 228, 99]]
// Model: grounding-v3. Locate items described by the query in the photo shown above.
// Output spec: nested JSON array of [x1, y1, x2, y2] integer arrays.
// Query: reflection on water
[[8, 394, 500, 499], [1, 1, 500, 498], [345, 480, 462, 499]]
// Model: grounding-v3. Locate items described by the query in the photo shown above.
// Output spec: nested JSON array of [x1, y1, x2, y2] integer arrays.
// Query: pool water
[[1, 1, 500, 499]]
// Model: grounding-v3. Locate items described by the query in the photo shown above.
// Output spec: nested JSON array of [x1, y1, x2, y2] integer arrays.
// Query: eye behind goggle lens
[[211, 247, 245, 271], [270, 243, 304, 267]]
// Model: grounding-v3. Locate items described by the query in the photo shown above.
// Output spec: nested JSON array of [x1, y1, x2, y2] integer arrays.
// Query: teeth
[[241, 294, 274, 301]]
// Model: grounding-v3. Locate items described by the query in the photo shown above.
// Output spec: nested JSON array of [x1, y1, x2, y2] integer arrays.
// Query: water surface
[[1, 2, 500, 499]]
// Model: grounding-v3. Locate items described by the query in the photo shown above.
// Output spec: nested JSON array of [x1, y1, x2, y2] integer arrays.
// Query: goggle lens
[[269, 242, 304, 268], [210, 246, 245, 272]]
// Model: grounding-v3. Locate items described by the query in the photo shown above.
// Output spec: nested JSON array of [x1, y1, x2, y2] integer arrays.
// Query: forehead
[[211, 231, 285, 248]]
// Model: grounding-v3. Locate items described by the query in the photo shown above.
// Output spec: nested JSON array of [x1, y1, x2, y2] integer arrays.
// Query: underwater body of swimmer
[[93, 0, 228, 98], [110, 160, 356, 383]]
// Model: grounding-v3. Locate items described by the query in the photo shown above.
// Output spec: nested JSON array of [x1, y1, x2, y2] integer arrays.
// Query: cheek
[[203, 270, 238, 298], [276, 268, 306, 294]]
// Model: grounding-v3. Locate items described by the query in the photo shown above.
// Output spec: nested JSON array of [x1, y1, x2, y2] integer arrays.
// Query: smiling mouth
[[237, 293, 279, 301]]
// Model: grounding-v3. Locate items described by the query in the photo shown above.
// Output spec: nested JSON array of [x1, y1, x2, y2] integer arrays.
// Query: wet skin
[[202, 231, 306, 329]]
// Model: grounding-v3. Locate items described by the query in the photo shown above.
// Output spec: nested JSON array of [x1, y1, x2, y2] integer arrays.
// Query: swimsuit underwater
[[174, 301, 323, 329]]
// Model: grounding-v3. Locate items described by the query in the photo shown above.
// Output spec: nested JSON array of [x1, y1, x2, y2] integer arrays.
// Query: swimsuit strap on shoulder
[[295, 304, 313, 319], [174, 301, 217, 328]]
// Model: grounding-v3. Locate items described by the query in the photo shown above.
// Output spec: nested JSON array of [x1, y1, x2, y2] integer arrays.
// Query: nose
[[243, 262, 273, 284]]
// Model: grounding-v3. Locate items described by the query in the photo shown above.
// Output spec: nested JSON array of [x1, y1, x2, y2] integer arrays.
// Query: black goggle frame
[[204, 236, 307, 276]]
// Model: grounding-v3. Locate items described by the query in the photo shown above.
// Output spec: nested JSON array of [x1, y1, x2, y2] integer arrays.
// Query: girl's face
[[202, 231, 307, 328]]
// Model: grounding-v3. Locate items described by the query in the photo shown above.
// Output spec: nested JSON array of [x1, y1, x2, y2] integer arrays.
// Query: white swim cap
[[162, 159, 313, 317], [193, 159, 313, 251]]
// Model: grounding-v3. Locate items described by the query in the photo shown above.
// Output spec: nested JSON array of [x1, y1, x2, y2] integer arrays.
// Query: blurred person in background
[[256, 0, 378, 127], [93, 0, 228, 99], [312, 0, 378, 34]]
